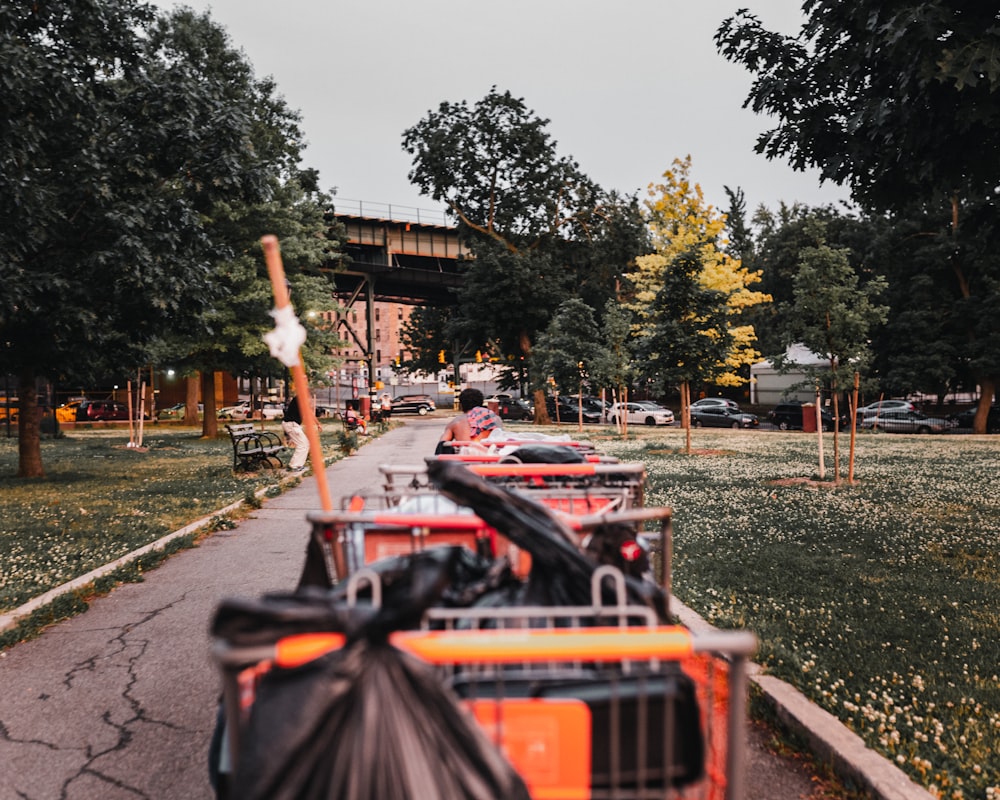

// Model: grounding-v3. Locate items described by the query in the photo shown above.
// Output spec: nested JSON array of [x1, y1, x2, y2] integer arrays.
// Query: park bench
[[225, 423, 287, 472]]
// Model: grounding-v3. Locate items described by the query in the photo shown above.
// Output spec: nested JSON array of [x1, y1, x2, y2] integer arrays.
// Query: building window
[[375, 329, 381, 341], [375, 308, 381, 322], [376, 350, 382, 363]]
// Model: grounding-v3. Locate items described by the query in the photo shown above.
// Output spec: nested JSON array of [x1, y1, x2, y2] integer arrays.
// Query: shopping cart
[[304, 504, 673, 593], [213, 566, 756, 800], [380, 461, 647, 508]]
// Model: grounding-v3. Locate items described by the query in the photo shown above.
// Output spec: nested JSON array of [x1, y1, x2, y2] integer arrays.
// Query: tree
[[778, 223, 888, 481], [631, 157, 770, 393], [716, 3, 1000, 431], [402, 88, 646, 421], [748, 204, 885, 359], [532, 299, 602, 427], [397, 306, 455, 376], [635, 246, 734, 453], [155, 176, 345, 438], [0, 3, 322, 474], [590, 299, 636, 416]]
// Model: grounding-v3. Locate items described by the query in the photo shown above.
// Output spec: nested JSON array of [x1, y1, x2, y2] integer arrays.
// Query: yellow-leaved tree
[[629, 157, 771, 410]]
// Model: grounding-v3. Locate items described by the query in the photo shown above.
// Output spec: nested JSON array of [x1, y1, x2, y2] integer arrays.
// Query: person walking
[[282, 395, 310, 472]]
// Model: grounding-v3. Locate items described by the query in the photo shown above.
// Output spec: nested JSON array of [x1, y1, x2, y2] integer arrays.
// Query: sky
[[149, 0, 852, 222]]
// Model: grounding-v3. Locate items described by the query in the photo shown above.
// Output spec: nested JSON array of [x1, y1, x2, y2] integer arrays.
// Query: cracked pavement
[[0, 421, 440, 800]]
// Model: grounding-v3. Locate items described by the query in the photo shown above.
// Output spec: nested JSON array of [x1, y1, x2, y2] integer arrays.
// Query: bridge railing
[[331, 198, 453, 227]]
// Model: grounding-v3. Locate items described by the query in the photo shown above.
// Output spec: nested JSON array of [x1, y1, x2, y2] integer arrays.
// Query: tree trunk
[[974, 378, 997, 434], [17, 368, 44, 478], [184, 375, 200, 424], [200, 371, 219, 438], [532, 387, 551, 424]]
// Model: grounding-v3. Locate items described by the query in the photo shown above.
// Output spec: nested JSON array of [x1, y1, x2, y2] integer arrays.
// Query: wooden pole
[[815, 385, 825, 480], [260, 235, 335, 516], [127, 380, 135, 446], [848, 372, 859, 483], [138, 382, 146, 448]]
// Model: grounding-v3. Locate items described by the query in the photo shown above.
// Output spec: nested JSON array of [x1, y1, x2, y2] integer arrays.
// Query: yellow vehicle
[[55, 400, 83, 423], [0, 402, 17, 423]]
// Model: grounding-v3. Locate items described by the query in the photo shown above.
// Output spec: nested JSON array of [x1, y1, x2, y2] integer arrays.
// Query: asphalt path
[[0, 417, 823, 800]]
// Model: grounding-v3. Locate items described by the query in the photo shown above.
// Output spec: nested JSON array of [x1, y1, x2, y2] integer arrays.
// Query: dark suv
[[768, 401, 838, 432], [390, 394, 436, 415], [76, 399, 130, 421]]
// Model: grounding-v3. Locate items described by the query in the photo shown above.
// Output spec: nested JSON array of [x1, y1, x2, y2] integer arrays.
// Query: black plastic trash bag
[[497, 444, 586, 464], [212, 557, 531, 800], [232, 637, 531, 800], [323, 544, 518, 612], [425, 460, 668, 619]]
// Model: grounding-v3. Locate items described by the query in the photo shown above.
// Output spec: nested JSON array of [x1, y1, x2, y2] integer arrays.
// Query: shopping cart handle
[[392, 625, 696, 664]]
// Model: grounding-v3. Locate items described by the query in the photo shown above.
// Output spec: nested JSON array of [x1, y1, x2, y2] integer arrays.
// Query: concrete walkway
[[0, 419, 932, 799]]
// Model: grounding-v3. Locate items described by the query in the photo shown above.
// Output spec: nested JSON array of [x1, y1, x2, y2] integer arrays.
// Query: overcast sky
[[150, 0, 852, 221]]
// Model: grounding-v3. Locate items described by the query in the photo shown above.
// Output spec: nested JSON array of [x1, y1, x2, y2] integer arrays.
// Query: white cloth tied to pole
[[263, 304, 307, 367]]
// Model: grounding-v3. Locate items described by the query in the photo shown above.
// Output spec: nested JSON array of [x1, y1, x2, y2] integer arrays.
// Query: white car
[[855, 399, 915, 422], [690, 397, 741, 411], [260, 402, 285, 420], [218, 400, 252, 420], [608, 401, 675, 426]]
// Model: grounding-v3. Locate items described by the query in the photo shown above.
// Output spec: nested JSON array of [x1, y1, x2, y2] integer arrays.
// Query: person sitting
[[435, 388, 502, 455], [344, 401, 367, 435]]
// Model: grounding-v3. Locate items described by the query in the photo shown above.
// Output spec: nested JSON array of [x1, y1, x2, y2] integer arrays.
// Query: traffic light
[[394, 355, 401, 367], [475, 350, 482, 363], [438, 349, 446, 363]]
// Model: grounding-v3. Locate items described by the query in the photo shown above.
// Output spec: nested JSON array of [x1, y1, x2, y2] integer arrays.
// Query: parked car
[[950, 405, 1000, 433], [545, 396, 602, 423], [559, 395, 607, 419], [260, 402, 285, 420], [157, 403, 204, 421], [768, 401, 839, 432], [0, 401, 18, 423], [218, 400, 252, 420], [690, 405, 759, 429], [608, 401, 675, 426], [855, 399, 916, 422], [492, 397, 532, 420], [76, 399, 130, 421], [860, 409, 952, 434], [690, 397, 741, 411], [391, 394, 436, 415]]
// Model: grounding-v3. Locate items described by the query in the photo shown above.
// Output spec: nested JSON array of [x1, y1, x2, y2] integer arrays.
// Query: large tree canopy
[[402, 87, 646, 410], [715, 4, 1000, 211], [717, 3, 1000, 431], [0, 2, 323, 474]]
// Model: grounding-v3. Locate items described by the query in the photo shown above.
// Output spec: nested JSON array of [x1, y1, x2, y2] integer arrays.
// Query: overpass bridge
[[329, 201, 470, 396]]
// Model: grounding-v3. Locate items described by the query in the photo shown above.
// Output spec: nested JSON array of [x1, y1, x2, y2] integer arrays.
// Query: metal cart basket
[[213, 568, 756, 800]]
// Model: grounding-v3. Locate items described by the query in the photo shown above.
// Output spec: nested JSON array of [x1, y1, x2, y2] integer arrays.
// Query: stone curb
[[671, 596, 935, 800]]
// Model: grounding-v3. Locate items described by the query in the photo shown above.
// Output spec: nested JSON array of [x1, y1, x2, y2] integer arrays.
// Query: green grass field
[[591, 427, 1000, 799], [1, 423, 997, 797]]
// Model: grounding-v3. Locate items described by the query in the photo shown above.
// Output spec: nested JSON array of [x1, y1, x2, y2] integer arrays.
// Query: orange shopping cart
[[303, 503, 673, 595], [212, 566, 756, 800], [380, 460, 647, 507]]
